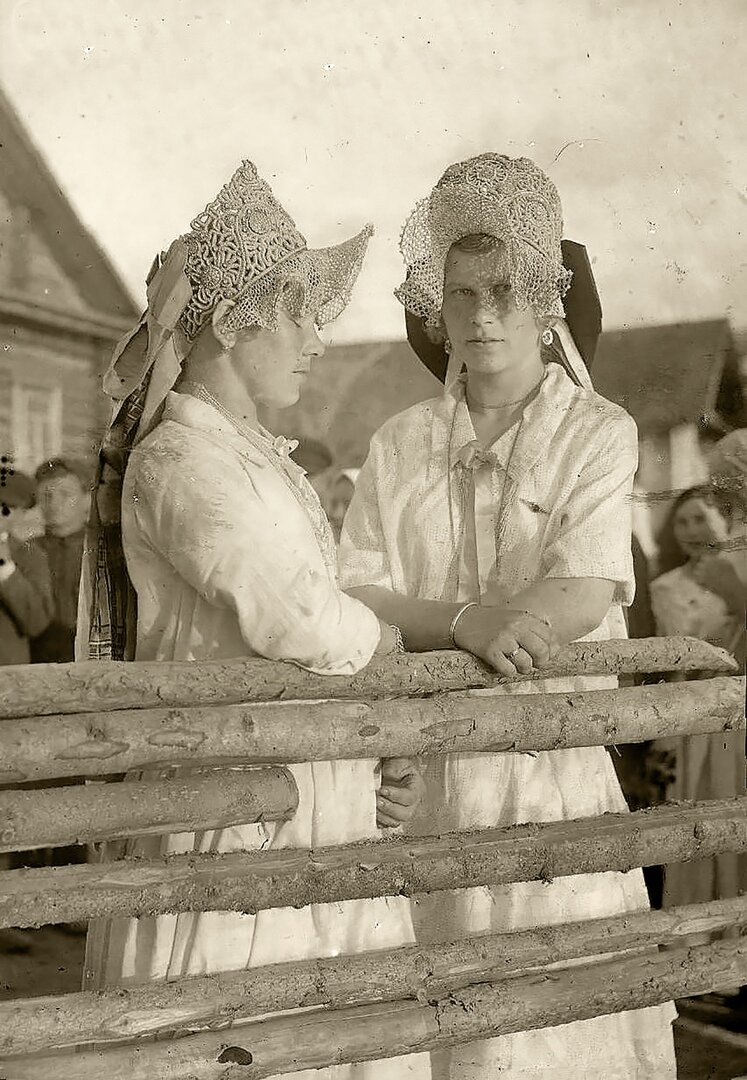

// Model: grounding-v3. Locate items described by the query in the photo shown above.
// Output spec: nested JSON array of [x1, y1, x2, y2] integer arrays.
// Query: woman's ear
[[211, 299, 238, 350]]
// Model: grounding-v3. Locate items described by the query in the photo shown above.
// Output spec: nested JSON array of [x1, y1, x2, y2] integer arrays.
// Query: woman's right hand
[[452, 605, 555, 676]]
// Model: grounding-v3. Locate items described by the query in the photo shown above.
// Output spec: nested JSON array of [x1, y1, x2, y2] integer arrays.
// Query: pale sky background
[[1, 0, 745, 344]]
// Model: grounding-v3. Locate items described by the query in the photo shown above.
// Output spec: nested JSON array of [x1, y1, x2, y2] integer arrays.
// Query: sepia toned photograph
[[0, 2, 745, 1077]]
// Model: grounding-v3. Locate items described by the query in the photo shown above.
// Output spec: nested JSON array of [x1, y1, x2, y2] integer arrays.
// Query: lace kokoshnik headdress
[[106, 159, 373, 409], [79, 160, 373, 663], [179, 161, 373, 339], [395, 153, 572, 330]]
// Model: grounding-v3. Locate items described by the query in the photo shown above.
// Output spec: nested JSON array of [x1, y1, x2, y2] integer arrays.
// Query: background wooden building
[[593, 318, 747, 553], [264, 340, 441, 467], [0, 86, 138, 476]]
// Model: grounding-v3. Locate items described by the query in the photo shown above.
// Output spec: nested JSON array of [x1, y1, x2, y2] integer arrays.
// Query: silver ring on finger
[[509, 646, 534, 671], [506, 646, 521, 662]]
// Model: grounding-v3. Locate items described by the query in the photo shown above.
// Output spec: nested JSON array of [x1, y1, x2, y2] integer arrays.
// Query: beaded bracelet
[[449, 601, 478, 647]]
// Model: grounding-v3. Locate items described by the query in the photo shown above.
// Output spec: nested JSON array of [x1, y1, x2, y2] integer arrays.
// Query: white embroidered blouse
[[339, 363, 637, 648], [123, 391, 380, 674]]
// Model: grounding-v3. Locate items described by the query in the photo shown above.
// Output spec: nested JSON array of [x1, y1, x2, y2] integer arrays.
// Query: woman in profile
[[79, 160, 428, 1079]]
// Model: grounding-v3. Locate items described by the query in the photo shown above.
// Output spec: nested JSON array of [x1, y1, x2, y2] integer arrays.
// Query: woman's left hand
[[376, 757, 426, 829]]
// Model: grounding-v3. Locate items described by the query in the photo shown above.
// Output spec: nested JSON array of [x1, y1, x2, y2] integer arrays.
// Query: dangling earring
[[541, 326, 554, 347], [444, 337, 452, 354]]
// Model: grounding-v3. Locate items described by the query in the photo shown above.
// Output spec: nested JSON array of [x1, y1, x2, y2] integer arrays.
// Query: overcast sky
[[1, 0, 745, 343]]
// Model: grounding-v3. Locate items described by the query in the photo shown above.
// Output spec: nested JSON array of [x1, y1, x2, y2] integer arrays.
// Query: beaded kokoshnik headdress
[[78, 160, 372, 662], [397, 153, 601, 387]]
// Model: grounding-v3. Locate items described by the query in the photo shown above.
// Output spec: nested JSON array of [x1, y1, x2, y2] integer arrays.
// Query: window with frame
[[10, 381, 63, 473]]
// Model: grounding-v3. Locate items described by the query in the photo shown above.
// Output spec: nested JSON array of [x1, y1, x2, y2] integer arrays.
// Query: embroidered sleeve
[[541, 411, 638, 605], [129, 434, 380, 675]]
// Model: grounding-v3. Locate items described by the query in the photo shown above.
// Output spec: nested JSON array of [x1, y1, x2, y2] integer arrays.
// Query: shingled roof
[[0, 84, 137, 324], [593, 318, 745, 435]]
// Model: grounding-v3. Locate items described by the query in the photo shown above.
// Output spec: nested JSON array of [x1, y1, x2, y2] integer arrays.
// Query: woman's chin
[[263, 388, 302, 410], [463, 355, 511, 376], [684, 545, 707, 560]]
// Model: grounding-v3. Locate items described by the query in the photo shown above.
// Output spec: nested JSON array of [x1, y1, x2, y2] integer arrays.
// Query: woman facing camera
[[339, 154, 677, 1078], [652, 485, 743, 654]]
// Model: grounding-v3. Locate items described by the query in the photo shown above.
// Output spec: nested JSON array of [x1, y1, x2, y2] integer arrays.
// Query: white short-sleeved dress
[[84, 391, 430, 1080], [339, 365, 677, 1079]]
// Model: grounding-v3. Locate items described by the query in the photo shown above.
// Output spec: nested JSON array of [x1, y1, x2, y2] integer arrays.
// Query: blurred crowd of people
[[616, 432, 747, 916], [0, 456, 91, 875], [0, 442, 363, 668], [0, 457, 89, 667]]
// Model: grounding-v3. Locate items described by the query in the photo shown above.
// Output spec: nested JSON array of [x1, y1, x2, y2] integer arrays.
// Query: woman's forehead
[[676, 496, 720, 518], [443, 246, 510, 284]]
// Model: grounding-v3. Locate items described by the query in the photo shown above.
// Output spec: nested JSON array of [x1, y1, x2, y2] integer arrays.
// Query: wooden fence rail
[[0, 676, 742, 785], [0, 637, 743, 1077], [1, 940, 745, 1079], [2, 797, 745, 929], [0, 636, 736, 720], [1, 897, 744, 1057], [0, 768, 298, 853]]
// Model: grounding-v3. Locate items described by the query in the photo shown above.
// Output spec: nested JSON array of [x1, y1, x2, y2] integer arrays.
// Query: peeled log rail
[[0, 768, 298, 853], [0, 676, 742, 784], [1, 897, 744, 1057], [1, 797, 745, 929], [0, 637, 736, 720], [1, 939, 744, 1079]]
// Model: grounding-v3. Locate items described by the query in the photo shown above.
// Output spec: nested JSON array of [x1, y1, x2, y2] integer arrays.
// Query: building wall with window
[[593, 319, 747, 563], [0, 315, 109, 473]]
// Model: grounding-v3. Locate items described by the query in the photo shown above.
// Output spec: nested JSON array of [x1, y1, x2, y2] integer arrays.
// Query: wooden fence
[[0, 636, 744, 1078]]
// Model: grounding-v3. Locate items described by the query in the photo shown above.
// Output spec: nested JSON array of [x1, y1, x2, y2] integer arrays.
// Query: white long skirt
[[85, 759, 430, 1080], [410, 683, 678, 1080]]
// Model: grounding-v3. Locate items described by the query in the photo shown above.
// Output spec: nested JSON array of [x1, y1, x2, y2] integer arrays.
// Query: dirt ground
[[1, 926, 746, 1078]]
